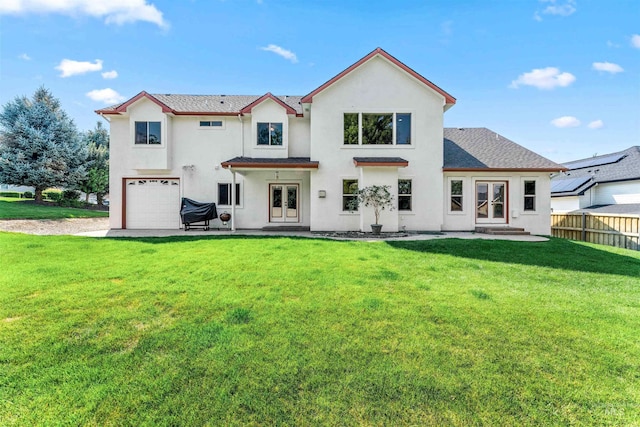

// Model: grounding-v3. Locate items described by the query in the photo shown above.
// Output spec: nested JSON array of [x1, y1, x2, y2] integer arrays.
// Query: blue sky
[[1, 0, 638, 162]]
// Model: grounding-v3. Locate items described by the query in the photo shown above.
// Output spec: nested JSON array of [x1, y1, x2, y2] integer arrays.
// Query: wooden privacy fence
[[551, 213, 640, 250]]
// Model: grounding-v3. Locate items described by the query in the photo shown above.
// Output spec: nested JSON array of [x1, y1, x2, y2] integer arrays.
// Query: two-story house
[[97, 48, 563, 235]]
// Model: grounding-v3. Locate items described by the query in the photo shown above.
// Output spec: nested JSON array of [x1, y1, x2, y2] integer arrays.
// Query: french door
[[476, 181, 507, 224], [269, 184, 299, 223]]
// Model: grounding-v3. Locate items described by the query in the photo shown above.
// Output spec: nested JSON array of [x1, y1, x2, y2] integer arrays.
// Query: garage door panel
[[126, 179, 180, 229]]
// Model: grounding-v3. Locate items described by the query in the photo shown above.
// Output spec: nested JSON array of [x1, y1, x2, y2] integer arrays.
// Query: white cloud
[[592, 62, 624, 74], [587, 120, 604, 129], [101, 70, 118, 79], [551, 116, 581, 128], [260, 44, 298, 63], [631, 34, 640, 49], [56, 59, 102, 77], [607, 40, 620, 48], [86, 88, 125, 104], [18, 53, 31, 60], [540, 0, 576, 16], [510, 67, 576, 90], [0, 0, 168, 29]]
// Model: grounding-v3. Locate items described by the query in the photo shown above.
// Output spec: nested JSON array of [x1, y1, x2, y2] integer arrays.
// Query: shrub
[[62, 190, 81, 201], [22, 191, 33, 199], [43, 190, 62, 202], [0, 191, 21, 198]]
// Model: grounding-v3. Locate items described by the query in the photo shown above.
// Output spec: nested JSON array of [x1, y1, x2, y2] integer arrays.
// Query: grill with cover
[[180, 198, 217, 231]]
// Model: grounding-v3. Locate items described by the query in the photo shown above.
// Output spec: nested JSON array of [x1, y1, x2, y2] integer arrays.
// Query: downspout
[[231, 167, 236, 231], [99, 113, 111, 123], [238, 114, 244, 157]]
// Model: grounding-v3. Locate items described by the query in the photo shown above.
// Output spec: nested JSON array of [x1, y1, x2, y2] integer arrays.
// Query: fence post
[[581, 212, 586, 242]]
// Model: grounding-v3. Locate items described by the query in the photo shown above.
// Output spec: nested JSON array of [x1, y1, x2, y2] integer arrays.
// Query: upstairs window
[[363, 114, 393, 145], [398, 179, 412, 211], [524, 180, 536, 211], [135, 121, 161, 145], [343, 113, 411, 145], [396, 113, 411, 145], [257, 122, 283, 146], [200, 120, 223, 127], [344, 113, 359, 145]]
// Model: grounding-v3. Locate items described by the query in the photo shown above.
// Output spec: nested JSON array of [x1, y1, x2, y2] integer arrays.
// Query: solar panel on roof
[[563, 153, 626, 170], [551, 176, 592, 193]]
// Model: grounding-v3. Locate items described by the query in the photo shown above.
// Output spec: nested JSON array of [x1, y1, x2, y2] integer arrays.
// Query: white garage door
[[126, 178, 180, 229]]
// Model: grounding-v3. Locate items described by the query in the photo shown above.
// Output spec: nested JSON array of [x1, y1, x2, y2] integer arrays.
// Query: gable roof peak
[[301, 48, 456, 106], [239, 92, 297, 115]]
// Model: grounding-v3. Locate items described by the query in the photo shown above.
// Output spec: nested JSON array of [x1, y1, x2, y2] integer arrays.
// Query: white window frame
[[448, 177, 465, 214], [256, 122, 284, 146], [522, 178, 537, 213], [398, 179, 412, 211], [217, 182, 242, 208], [341, 178, 359, 213], [199, 119, 225, 129], [133, 121, 162, 146], [342, 112, 413, 147]]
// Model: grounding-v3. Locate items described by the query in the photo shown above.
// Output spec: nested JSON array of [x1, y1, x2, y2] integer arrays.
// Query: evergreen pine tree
[[0, 87, 87, 202]]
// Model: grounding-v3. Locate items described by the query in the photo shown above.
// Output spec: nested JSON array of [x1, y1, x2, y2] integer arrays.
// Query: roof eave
[[443, 167, 566, 172]]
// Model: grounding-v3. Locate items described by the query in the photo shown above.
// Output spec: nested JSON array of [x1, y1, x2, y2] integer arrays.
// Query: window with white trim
[[199, 120, 223, 128], [342, 179, 358, 211], [450, 179, 463, 212], [257, 122, 283, 146], [343, 113, 411, 145], [218, 183, 241, 206], [398, 179, 412, 211], [135, 121, 161, 145], [524, 180, 536, 211]]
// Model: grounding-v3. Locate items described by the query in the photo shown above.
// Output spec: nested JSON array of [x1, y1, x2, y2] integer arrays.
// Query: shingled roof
[[551, 146, 640, 197], [443, 128, 564, 171], [96, 92, 304, 115]]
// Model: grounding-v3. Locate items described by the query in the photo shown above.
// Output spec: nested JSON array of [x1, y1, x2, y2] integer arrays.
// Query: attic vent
[[458, 128, 464, 131], [220, 101, 224, 104], [221, 94, 226, 97], [165, 94, 171, 96]]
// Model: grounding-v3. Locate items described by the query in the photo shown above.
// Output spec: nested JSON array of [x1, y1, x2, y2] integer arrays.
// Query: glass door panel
[[476, 181, 507, 224], [492, 183, 505, 219], [286, 186, 298, 220], [476, 183, 488, 219], [270, 184, 299, 223]]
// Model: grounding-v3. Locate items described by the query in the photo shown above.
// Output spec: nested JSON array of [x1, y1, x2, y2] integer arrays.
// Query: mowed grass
[[1, 234, 639, 426], [0, 197, 108, 219]]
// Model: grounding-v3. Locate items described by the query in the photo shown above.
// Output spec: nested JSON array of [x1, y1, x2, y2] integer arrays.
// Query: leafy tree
[[0, 87, 86, 202], [76, 122, 109, 205], [347, 185, 395, 225]]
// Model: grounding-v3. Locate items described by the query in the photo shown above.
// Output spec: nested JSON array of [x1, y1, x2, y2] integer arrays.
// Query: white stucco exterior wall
[[442, 172, 553, 235], [308, 56, 446, 232]]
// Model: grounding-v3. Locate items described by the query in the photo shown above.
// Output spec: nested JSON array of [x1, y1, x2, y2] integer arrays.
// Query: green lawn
[[0, 197, 108, 219], [1, 234, 639, 425]]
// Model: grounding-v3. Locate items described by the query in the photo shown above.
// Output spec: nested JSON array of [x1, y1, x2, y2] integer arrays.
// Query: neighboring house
[[97, 48, 563, 234], [551, 146, 640, 213]]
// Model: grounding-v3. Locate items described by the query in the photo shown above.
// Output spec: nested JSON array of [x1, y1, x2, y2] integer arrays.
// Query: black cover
[[180, 198, 217, 224]]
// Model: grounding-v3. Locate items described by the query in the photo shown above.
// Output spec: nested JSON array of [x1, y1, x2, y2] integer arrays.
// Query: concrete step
[[475, 226, 530, 235], [262, 225, 311, 232]]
